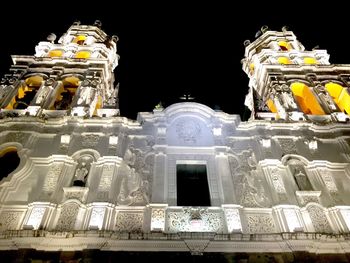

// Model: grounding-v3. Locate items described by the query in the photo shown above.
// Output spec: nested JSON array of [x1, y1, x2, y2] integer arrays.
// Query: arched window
[[325, 82, 350, 114], [5, 76, 43, 110], [277, 57, 292, 64], [290, 82, 325, 115], [278, 41, 291, 51], [0, 147, 20, 180], [52, 76, 80, 110], [73, 35, 87, 45], [75, 51, 91, 59], [48, 49, 64, 58]]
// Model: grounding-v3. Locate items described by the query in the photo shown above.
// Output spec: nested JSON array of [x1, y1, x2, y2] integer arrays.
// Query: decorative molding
[[56, 203, 79, 231], [115, 212, 143, 232], [246, 214, 276, 233]]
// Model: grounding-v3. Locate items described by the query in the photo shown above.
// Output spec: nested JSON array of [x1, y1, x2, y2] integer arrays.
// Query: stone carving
[[98, 165, 114, 191], [35, 82, 52, 104], [81, 134, 100, 147], [224, 208, 242, 232], [175, 119, 201, 144], [320, 169, 337, 192], [167, 208, 224, 233], [230, 151, 270, 207], [281, 91, 298, 110], [89, 207, 105, 229], [0, 211, 22, 230], [246, 214, 276, 233], [314, 85, 338, 111], [0, 85, 14, 103], [270, 168, 286, 194], [278, 138, 297, 154], [307, 205, 332, 233], [115, 212, 143, 232], [297, 193, 319, 206], [26, 207, 45, 230], [77, 85, 96, 105], [117, 167, 149, 205], [56, 203, 79, 231], [43, 163, 63, 193], [151, 208, 165, 230], [119, 142, 154, 205], [293, 168, 313, 191], [6, 132, 26, 144], [73, 161, 89, 186]]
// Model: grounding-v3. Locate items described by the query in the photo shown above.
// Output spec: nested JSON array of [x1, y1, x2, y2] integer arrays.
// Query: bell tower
[[0, 20, 119, 118], [241, 26, 349, 122]]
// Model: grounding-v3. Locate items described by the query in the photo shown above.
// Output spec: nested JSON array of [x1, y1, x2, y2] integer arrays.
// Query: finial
[[261, 25, 269, 33], [243, 40, 251, 47], [94, 20, 102, 28], [179, 94, 195, 101], [255, 30, 262, 38], [282, 26, 289, 32], [46, 33, 56, 43], [73, 20, 81, 26]]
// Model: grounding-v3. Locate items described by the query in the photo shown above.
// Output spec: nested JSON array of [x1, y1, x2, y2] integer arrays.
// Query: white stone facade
[[1, 24, 350, 254]]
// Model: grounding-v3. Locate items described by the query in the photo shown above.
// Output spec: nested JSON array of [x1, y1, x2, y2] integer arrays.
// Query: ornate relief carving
[[89, 207, 105, 229], [56, 203, 79, 231], [270, 168, 286, 194], [229, 152, 270, 208], [115, 212, 143, 232], [175, 119, 201, 144], [246, 214, 276, 233], [0, 211, 22, 230], [296, 191, 320, 206], [98, 165, 114, 191], [278, 138, 297, 154], [6, 132, 26, 144], [151, 208, 165, 231], [81, 134, 100, 147], [167, 208, 224, 233], [224, 208, 242, 232], [26, 207, 45, 229], [42, 163, 63, 193], [307, 205, 332, 233], [320, 169, 337, 192]]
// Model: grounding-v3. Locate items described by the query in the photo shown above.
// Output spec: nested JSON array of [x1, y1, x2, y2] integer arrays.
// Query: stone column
[[215, 151, 236, 204], [151, 148, 167, 203]]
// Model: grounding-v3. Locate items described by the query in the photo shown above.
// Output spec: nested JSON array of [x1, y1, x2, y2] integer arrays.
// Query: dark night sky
[[0, 3, 349, 120]]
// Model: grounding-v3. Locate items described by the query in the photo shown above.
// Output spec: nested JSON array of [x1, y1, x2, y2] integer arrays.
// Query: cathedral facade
[[0, 23, 350, 262]]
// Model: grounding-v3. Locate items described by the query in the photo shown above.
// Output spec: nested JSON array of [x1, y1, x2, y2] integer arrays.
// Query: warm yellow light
[[73, 35, 87, 44], [291, 82, 325, 115], [0, 147, 17, 157], [278, 57, 292, 64], [62, 76, 80, 87], [325, 82, 350, 114], [267, 99, 277, 113], [25, 76, 43, 87], [49, 49, 64, 57], [278, 41, 291, 51], [304, 57, 317, 64], [75, 51, 91, 59], [249, 63, 255, 74]]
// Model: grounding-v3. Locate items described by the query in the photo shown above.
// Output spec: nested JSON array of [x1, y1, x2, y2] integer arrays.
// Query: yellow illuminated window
[[325, 82, 350, 114], [75, 51, 91, 59], [291, 82, 325, 115], [304, 57, 317, 64], [278, 41, 291, 51], [278, 57, 292, 64], [73, 35, 87, 45], [48, 50, 64, 57]]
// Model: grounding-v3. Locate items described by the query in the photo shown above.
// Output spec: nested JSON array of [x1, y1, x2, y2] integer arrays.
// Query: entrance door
[[176, 164, 211, 206]]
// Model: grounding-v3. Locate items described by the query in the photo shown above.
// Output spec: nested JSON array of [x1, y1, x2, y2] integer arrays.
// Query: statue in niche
[[77, 85, 96, 105], [281, 92, 298, 110], [73, 161, 89, 187], [293, 167, 313, 191]]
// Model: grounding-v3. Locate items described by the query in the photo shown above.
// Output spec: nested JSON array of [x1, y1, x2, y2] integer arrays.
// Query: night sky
[[0, 3, 349, 120]]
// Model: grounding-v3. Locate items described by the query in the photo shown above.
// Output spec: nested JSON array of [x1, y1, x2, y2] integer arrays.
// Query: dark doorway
[[0, 150, 20, 180], [176, 164, 211, 206]]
